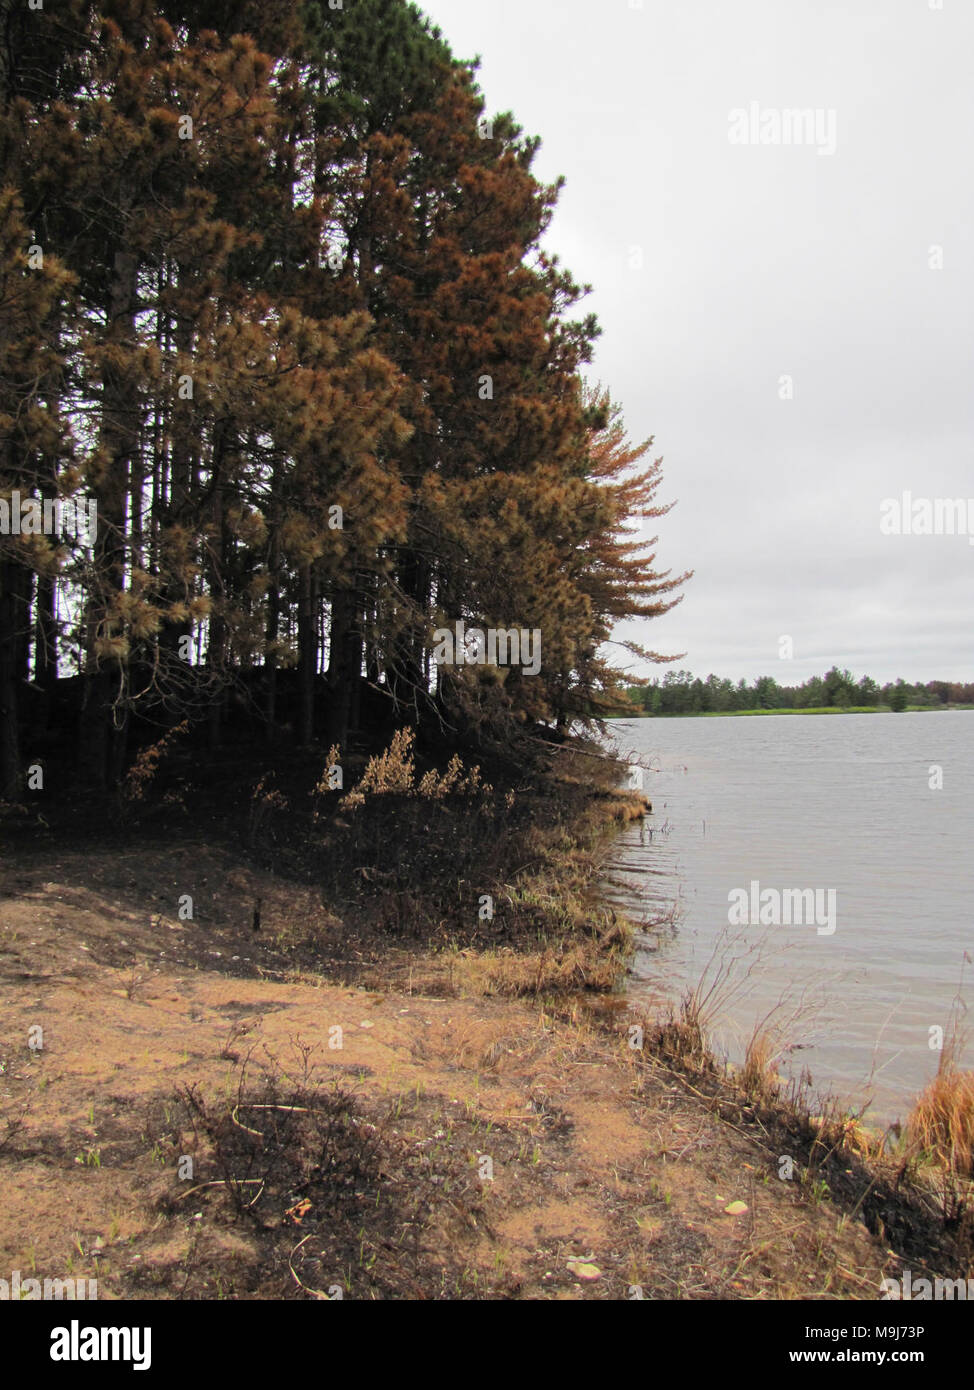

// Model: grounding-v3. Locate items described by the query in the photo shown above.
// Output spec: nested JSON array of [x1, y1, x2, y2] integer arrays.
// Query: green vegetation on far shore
[[619, 666, 974, 718], [611, 703, 974, 718]]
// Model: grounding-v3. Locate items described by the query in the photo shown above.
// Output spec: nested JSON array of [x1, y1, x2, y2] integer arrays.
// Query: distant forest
[[625, 668, 974, 715], [0, 0, 690, 798]]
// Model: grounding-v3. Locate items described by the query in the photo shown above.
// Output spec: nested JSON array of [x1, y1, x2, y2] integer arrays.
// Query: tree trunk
[[206, 471, 227, 751], [297, 561, 317, 745], [326, 583, 362, 750], [80, 190, 138, 789], [0, 556, 25, 798], [389, 549, 430, 724], [33, 565, 57, 735]]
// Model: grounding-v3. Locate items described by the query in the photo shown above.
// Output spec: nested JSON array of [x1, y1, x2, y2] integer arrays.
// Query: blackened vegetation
[[643, 1018, 974, 1280], [1, 706, 639, 1023], [3, 695, 640, 997], [147, 1055, 506, 1300]]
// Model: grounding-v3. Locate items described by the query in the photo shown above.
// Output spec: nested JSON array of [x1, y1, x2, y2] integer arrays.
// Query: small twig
[[230, 1106, 264, 1138], [173, 1179, 264, 1202], [237, 1103, 314, 1114], [288, 1233, 332, 1300]]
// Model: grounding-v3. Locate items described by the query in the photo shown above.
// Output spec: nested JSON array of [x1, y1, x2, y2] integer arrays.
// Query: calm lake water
[[604, 712, 974, 1125]]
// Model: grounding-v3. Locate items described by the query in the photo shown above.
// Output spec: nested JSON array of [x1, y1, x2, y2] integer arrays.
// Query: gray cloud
[[422, 0, 974, 683]]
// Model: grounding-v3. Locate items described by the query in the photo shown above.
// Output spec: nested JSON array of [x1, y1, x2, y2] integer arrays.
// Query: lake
[[604, 712, 974, 1125]]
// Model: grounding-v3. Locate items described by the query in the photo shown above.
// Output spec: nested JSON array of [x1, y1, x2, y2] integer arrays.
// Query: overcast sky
[[420, 0, 974, 685]]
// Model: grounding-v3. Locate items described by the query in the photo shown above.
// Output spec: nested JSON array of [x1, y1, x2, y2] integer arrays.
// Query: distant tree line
[[626, 668, 974, 716]]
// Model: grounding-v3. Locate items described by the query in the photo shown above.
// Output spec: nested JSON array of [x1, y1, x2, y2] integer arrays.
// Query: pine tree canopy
[[0, 0, 688, 794]]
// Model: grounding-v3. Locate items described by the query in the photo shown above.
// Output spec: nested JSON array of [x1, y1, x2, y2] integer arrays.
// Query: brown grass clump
[[741, 1026, 781, 1103], [649, 1007, 708, 1070], [339, 727, 487, 810], [596, 792, 652, 824], [455, 913, 635, 999], [906, 1041, 974, 1178]]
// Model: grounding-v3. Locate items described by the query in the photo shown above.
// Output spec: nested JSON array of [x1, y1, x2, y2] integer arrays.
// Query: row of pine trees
[[0, 0, 686, 796], [630, 670, 974, 716]]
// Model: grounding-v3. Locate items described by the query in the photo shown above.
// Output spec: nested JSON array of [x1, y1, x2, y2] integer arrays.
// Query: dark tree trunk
[[158, 293, 195, 679], [326, 583, 362, 750], [264, 569, 279, 738], [0, 556, 26, 798], [80, 191, 138, 789], [297, 561, 317, 745], [206, 472, 227, 752], [389, 550, 430, 725], [34, 568, 57, 694]]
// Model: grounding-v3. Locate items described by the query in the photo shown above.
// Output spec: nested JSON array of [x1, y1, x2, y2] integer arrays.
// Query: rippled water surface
[[605, 712, 974, 1123]]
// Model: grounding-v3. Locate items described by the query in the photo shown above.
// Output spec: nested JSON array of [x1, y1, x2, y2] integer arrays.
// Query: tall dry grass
[[906, 1035, 974, 1179]]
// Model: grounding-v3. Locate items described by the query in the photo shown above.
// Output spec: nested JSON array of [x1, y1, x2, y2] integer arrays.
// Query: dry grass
[[628, 936, 974, 1276], [455, 924, 633, 999], [593, 791, 653, 824], [741, 1026, 781, 1103], [906, 1039, 974, 1179]]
